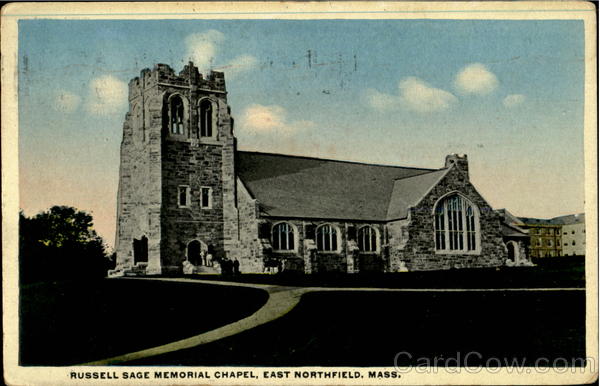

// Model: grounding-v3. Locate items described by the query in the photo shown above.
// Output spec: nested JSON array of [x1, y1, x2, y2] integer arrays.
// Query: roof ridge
[[236, 150, 437, 171], [392, 167, 447, 181]]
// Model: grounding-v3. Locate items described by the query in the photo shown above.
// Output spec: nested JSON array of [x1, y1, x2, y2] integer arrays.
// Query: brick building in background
[[110, 62, 529, 276], [519, 214, 586, 258]]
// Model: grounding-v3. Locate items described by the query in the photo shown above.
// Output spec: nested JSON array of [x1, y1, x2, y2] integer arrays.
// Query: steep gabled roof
[[235, 151, 438, 221], [386, 168, 449, 220], [496, 208, 525, 226], [501, 223, 529, 238], [496, 209, 529, 237]]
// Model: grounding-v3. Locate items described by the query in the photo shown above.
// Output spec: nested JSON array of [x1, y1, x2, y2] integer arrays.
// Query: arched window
[[169, 95, 184, 134], [272, 222, 295, 251], [316, 224, 338, 252], [358, 226, 377, 252], [433, 194, 479, 253], [199, 99, 213, 137]]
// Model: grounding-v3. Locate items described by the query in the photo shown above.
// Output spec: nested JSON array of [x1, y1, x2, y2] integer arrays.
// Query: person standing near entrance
[[200, 250, 207, 266]]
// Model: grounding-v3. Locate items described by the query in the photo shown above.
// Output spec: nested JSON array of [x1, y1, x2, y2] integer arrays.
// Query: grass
[[19, 278, 268, 366], [128, 289, 586, 367], [188, 256, 585, 289], [19, 257, 586, 366]]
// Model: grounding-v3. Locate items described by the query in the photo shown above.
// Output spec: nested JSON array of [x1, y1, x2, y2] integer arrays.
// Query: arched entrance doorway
[[133, 236, 148, 264], [187, 240, 208, 266]]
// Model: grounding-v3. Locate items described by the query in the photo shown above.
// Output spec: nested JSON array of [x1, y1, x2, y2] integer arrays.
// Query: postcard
[[2, 1, 597, 385]]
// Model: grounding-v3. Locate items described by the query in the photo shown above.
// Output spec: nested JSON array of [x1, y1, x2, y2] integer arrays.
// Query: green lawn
[[19, 279, 268, 366], [129, 289, 586, 367], [19, 258, 586, 366]]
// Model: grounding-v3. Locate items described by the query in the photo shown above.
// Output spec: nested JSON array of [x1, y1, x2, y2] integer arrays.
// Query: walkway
[[81, 277, 584, 365]]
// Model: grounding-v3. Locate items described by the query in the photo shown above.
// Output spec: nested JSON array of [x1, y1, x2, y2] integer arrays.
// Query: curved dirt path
[[82, 277, 583, 365]]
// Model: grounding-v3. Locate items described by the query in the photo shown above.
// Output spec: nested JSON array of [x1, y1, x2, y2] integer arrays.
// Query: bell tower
[[112, 62, 237, 276]]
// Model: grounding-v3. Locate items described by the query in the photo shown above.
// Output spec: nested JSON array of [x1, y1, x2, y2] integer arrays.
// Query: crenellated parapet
[[128, 62, 226, 101]]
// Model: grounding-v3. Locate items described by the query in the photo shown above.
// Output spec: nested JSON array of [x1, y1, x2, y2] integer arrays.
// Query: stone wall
[[160, 140, 225, 270], [114, 72, 164, 274], [232, 180, 264, 272], [251, 219, 386, 274], [388, 165, 506, 271], [115, 62, 232, 275]]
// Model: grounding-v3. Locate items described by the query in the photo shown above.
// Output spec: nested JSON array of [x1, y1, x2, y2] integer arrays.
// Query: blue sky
[[18, 19, 585, 247]]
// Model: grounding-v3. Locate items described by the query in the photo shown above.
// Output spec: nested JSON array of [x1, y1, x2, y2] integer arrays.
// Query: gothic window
[[169, 95, 185, 134], [358, 226, 378, 252], [316, 224, 339, 252], [433, 194, 480, 253], [272, 222, 295, 251], [178, 186, 190, 208], [200, 187, 212, 209], [199, 99, 213, 137]]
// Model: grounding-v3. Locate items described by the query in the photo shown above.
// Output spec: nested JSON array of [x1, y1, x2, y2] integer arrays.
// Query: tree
[[20, 206, 110, 284]]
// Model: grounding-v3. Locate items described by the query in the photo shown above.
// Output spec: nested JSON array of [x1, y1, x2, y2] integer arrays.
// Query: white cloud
[[399, 77, 458, 113], [503, 94, 526, 108], [367, 77, 456, 113], [54, 90, 81, 113], [239, 104, 315, 135], [184, 30, 258, 79], [366, 89, 399, 112], [454, 63, 499, 95], [184, 30, 225, 71], [216, 54, 259, 79], [85, 75, 128, 115]]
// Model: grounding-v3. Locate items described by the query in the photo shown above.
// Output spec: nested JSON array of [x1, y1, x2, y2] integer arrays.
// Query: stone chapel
[[111, 62, 528, 276]]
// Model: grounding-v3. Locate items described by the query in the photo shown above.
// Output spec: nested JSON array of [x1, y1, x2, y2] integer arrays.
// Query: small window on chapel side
[[178, 186, 190, 208], [201, 187, 212, 209]]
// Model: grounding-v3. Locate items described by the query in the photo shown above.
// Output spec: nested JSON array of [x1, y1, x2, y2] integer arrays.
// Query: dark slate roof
[[519, 213, 585, 226], [518, 217, 557, 226], [501, 223, 529, 238], [551, 213, 585, 225], [496, 209, 525, 226], [386, 169, 449, 220], [236, 151, 438, 221]]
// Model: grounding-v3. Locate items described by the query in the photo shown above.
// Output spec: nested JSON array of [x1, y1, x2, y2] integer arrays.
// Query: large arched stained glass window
[[434, 194, 479, 252]]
